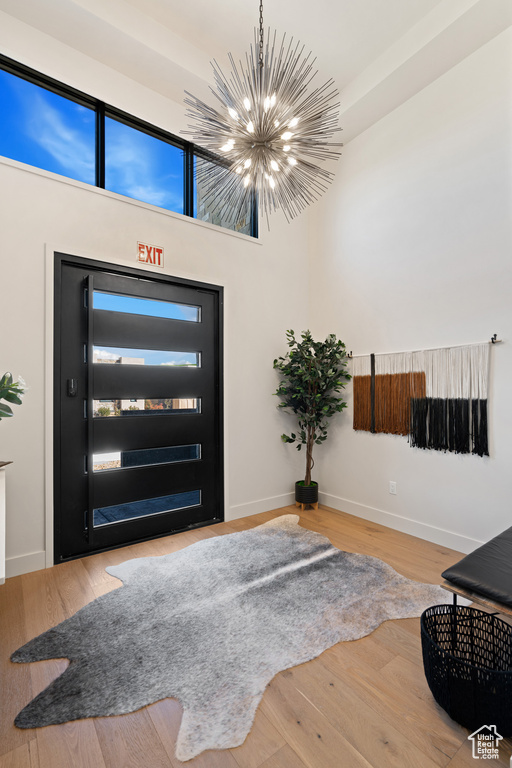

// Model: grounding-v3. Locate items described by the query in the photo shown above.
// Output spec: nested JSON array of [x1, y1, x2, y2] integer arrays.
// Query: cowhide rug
[[12, 514, 449, 761]]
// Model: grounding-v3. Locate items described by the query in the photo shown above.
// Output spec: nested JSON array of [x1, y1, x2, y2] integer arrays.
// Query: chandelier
[[184, 2, 342, 226]]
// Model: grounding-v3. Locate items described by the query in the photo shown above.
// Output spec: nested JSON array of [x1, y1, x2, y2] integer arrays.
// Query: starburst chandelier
[[184, 2, 342, 227]]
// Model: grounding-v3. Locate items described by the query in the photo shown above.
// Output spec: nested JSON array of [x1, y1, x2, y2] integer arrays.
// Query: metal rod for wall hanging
[[346, 334, 503, 359]]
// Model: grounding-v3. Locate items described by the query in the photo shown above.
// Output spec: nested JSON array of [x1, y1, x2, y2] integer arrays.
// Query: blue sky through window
[[0, 69, 95, 183], [93, 291, 199, 321], [93, 346, 199, 367], [105, 117, 184, 213], [0, 63, 253, 233]]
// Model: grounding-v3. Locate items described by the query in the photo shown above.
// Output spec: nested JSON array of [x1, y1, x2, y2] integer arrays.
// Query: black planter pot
[[295, 481, 318, 506]]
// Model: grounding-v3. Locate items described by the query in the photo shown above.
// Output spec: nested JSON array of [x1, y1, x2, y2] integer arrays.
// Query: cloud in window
[[160, 359, 197, 366], [24, 90, 95, 182], [0, 70, 184, 214], [93, 349, 120, 361], [105, 120, 183, 212]]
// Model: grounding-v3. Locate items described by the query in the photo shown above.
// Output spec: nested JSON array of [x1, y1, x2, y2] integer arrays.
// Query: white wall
[[0, 26, 310, 576], [309, 28, 512, 553], [1, 11, 510, 577], [0, 11, 190, 135], [0, 162, 309, 575]]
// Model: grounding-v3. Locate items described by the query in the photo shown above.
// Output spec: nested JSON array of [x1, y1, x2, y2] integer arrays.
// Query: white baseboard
[[319, 492, 483, 554], [227, 492, 295, 521], [3, 494, 480, 578], [6, 550, 46, 579]]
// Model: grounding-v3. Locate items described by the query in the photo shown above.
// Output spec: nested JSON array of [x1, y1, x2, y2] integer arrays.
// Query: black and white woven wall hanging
[[352, 342, 495, 457]]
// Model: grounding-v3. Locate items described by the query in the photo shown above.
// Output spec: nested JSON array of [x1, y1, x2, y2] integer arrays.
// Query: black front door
[[54, 253, 223, 561]]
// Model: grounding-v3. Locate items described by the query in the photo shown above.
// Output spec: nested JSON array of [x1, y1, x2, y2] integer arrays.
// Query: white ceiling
[[123, 0, 443, 90], [0, 0, 510, 140]]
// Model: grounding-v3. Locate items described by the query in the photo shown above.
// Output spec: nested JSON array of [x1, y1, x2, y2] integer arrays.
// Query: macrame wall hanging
[[352, 341, 497, 457]]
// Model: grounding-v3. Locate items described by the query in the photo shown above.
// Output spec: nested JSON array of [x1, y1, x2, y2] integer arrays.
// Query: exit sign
[[137, 241, 164, 268]]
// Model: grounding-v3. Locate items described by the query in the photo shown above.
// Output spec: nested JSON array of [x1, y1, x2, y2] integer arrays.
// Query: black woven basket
[[421, 604, 512, 734]]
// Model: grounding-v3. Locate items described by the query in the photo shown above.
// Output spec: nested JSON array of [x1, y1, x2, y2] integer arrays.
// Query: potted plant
[[0, 373, 25, 420], [273, 330, 351, 507]]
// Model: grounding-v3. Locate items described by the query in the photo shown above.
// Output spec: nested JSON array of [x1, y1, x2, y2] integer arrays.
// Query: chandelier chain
[[258, 1, 264, 68]]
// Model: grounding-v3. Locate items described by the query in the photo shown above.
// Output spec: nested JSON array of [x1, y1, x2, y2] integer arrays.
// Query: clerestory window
[[0, 55, 257, 237]]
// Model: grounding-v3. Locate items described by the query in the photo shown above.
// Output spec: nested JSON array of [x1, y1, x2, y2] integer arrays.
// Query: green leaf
[[3, 392, 22, 405], [0, 402, 13, 415]]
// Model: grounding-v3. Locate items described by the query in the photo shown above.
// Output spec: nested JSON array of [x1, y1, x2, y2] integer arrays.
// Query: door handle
[[67, 378, 78, 397]]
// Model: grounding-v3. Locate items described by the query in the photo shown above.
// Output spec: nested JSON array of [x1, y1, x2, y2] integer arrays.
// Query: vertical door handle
[[86, 275, 94, 542], [67, 378, 78, 397]]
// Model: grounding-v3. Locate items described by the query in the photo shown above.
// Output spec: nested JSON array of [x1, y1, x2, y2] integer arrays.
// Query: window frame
[[0, 53, 258, 238]]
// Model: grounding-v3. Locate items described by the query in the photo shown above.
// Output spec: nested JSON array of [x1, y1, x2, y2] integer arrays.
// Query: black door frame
[[53, 252, 224, 562]]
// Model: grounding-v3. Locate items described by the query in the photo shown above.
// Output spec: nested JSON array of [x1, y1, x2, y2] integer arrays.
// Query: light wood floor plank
[[0, 578, 33, 758], [447, 739, 511, 767], [380, 653, 439, 705], [230, 709, 286, 768], [0, 741, 38, 768], [283, 659, 444, 768], [320, 634, 465, 764], [94, 710, 170, 768], [260, 674, 374, 768], [0, 744, 27, 768], [51, 559, 96, 615], [258, 744, 309, 768], [148, 698, 240, 768], [27, 741, 38, 768], [321, 632, 395, 674], [370, 619, 426, 668], [36, 721, 106, 768], [20, 568, 68, 704], [1, 505, 481, 767]]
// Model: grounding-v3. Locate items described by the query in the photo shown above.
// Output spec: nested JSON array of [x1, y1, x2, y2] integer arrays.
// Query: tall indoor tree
[[273, 330, 351, 494]]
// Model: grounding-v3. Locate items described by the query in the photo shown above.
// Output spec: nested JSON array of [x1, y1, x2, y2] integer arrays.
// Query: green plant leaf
[[3, 393, 22, 405]]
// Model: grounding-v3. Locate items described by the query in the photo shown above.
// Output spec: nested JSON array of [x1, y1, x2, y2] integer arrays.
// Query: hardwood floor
[[1, 505, 511, 768]]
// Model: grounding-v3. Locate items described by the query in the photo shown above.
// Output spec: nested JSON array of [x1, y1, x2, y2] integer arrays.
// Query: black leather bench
[[441, 526, 512, 615]]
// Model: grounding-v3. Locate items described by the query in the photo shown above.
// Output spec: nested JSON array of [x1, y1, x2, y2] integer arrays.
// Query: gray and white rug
[[12, 514, 449, 761]]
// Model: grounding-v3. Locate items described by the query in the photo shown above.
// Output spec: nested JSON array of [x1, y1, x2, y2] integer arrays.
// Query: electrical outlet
[[389, 481, 397, 495]]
